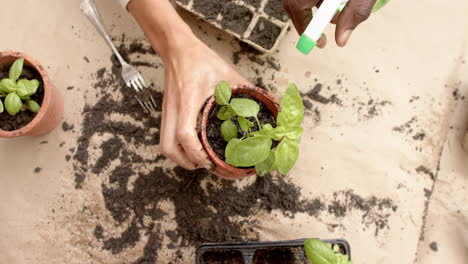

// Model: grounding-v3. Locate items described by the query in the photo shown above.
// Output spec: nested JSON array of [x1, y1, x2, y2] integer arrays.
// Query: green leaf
[[230, 98, 260, 117], [5, 93, 23, 116], [275, 139, 299, 175], [220, 120, 238, 142], [215, 81, 231, 105], [225, 136, 272, 167], [0, 78, 17, 93], [304, 239, 337, 264], [9, 58, 24, 81], [0, 99, 3, 113], [217, 106, 235, 120], [277, 83, 304, 127], [17, 79, 39, 98], [27, 100, 40, 113], [238, 116, 254, 132], [255, 151, 275, 176], [272, 126, 286, 141], [285, 126, 304, 140], [250, 123, 274, 137], [225, 138, 241, 161]]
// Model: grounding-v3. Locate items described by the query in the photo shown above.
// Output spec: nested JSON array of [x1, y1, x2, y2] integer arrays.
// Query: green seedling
[[0, 58, 41, 116], [304, 239, 352, 264], [213, 81, 305, 176]]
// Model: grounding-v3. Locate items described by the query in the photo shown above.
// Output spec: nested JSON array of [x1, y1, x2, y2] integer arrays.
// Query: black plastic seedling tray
[[196, 239, 351, 264]]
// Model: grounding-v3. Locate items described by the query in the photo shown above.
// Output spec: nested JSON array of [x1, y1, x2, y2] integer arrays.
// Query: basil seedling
[[0, 58, 41, 116], [212, 81, 305, 175], [304, 239, 352, 264]]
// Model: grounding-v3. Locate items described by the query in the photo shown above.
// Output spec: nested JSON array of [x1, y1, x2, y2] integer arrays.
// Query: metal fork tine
[[149, 95, 158, 110], [135, 97, 149, 113], [131, 80, 140, 92], [138, 74, 147, 87]]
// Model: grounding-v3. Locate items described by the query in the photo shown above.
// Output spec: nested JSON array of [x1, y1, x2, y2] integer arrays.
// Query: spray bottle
[[296, 0, 389, 55]]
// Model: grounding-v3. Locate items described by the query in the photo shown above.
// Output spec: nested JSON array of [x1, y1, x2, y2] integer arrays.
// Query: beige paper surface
[[0, 0, 467, 263]]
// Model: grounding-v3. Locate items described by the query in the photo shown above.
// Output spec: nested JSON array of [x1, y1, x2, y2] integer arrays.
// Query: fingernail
[[339, 29, 353, 47]]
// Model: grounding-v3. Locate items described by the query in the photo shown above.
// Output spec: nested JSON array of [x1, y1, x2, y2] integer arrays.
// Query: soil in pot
[[264, 0, 289, 22], [221, 3, 254, 35], [201, 250, 245, 264], [206, 93, 276, 162], [252, 248, 305, 264], [248, 18, 282, 50], [0, 64, 44, 131]]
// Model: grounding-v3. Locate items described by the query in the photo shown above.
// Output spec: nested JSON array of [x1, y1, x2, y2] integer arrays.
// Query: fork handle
[[80, 0, 127, 66]]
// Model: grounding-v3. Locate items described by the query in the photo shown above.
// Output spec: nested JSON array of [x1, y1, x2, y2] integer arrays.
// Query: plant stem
[[255, 116, 262, 130]]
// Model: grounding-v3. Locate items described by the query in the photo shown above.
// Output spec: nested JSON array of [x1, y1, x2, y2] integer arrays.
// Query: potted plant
[[201, 81, 304, 180], [196, 239, 351, 264], [0, 51, 63, 137]]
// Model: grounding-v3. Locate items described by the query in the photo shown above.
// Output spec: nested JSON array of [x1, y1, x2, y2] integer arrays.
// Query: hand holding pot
[[283, 0, 379, 48], [129, 0, 249, 170]]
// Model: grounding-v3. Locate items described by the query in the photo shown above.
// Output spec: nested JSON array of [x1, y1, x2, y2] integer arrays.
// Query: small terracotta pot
[[0, 51, 63, 138], [201, 84, 280, 180]]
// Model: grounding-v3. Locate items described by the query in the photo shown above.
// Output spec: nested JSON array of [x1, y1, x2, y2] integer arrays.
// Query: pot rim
[[200, 84, 280, 177], [0, 51, 51, 138]]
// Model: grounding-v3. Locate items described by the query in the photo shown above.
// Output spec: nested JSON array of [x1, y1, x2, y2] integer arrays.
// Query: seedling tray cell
[[196, 239, 351, 264], [174, 0, 290, 53]]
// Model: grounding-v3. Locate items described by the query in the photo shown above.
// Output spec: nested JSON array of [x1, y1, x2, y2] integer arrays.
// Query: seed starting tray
[[174, 0, 290, 53], [196, 238, 352, 264]]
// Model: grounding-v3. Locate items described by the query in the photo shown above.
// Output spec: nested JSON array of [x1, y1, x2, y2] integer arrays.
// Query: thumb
[[283, 0, 321, 34], [335, 0, 376, 46]]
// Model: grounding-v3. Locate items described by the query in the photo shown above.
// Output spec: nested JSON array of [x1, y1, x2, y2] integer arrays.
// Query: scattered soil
[[264, 0, 289, 22], [429, 241, 438, 252], [252, 248, 302, 264], [72, 37, 398, 263], [62, 121, 74, 132], [221, 3, 253, 34], [206, 93, 276, 161], [415, 166, 435, 181], [248, 18, 281, 50], [0, 65, 44, 131], [201, 250, 244, 264]]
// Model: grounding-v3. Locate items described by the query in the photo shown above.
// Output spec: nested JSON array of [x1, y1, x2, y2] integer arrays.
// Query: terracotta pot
[[201, 84, 280, 180], [0, 51, 63, 138]]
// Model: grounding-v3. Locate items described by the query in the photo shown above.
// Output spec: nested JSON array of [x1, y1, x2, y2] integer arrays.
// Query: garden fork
[[80, 0, 158, 113]]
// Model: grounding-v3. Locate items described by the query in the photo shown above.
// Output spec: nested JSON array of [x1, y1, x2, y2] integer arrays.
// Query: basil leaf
[[275, 139, 299, 175], [277, 83, 304, 127], [225, 138, 241, 164], [5, 93, 23, 116], [215, 81, 231, 105], [17, 79, 39, 98], [230, 98, 259, 117], [225, 136, 272, 167], [9, 58, 24, 82], [272, 126, 286, 140], [238, 116, 254, 132], [250, 123, 274, 137], [336, 254, 351, 264], [27, 100, 40, 113], [0, 78, 17, 93], [285, 126, 304, 140], [0, 99, 3, 113], [220, 120, 238, 142], [304, 239, 337, 264], [255, 151, 275, 176], [217, 106, 235, 120]]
